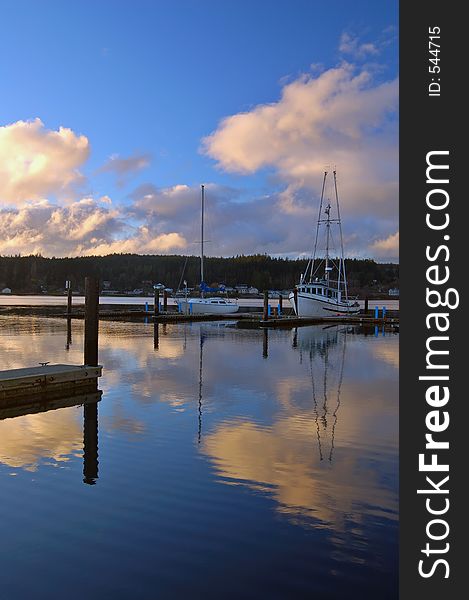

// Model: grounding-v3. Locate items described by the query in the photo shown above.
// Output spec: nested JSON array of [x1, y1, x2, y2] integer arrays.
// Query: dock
[[0, 364, 102, 403]]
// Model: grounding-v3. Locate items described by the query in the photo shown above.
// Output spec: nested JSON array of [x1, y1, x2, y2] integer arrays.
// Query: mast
[[308, 170, 327, 283], [324, 202, 331, 286], [333, 170, 348, 301], [200, 184, 205, 293]]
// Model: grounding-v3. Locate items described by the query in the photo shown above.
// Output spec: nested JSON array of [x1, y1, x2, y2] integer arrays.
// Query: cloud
[[369, 231, 399, 259], [0, 119, 89, 204], [339, 32, 379, 60], [97, 152, 151, 186], [202, 62, 398, 260], [0, 199, 187, 257]]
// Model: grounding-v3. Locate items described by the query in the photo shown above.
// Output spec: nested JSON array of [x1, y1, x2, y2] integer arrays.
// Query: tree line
[[0, 253, 399, 295]]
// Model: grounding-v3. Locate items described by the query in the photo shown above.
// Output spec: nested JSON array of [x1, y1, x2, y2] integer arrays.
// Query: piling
[[278, 294, 283, 316], [374, 306, 379, 320], [84, 277, 99, 366], [382, 306, 387, 319], [66, 280, 72, 316], [83, 401, 99, 485], [154, 289, 160, 315], [364, 297, 369, 314], [263, 291, 269, 321], [163, 290, 168, 312], [293, 288, 298, 315]]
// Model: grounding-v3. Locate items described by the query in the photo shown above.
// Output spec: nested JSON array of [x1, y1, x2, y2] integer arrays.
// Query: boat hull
[[178, 299, 238, 315], [289, 292, 360, 318]]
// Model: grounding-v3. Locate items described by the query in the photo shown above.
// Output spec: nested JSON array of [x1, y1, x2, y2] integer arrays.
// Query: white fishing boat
[[289, 170, 360, 317], [178, 185, 238, 315]]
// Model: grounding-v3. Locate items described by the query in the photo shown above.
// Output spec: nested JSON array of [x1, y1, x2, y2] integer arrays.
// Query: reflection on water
[[0, 316, 398, 599]]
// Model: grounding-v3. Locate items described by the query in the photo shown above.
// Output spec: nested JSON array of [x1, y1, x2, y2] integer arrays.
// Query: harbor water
[[0, 316, 398, 599]]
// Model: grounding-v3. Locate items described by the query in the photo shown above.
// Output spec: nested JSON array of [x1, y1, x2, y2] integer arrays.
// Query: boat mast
[[308, 170, 327, 283], [200, 184, 205, 296], [333, 170, 348, 301], [324, 202, 331, 286]]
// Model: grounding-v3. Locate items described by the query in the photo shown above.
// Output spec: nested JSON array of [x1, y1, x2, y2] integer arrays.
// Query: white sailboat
[[289, 170, 360, 317], [178, 185, 238, 315]]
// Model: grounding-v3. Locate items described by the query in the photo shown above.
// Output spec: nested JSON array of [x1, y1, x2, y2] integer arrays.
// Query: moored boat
[[289, 170, 360, 317]]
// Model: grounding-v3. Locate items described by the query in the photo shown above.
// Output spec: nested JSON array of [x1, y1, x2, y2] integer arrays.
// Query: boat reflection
[[200, 324, 397, 529]]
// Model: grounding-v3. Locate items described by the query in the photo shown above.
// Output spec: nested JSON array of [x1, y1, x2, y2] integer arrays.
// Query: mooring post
[[83, 401, 99, 485], [66, 280, 72, 316], [84, 276, 99, 366], [163, 290, 168, 312], [263, 291, 269, 321], [293, 287, 298, 315], [154, 289, 160, 315], [364, 296, 369, 314], [374, 306, 379, 320], [382, 305, 387, 319]]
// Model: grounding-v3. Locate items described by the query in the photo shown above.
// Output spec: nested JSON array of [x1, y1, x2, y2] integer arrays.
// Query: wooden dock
[[0, 364, 102, 403]]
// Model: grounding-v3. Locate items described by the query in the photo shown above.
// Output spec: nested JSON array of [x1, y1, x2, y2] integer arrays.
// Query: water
[[0, 316, 398, 599], [0, 294, 399, 310]]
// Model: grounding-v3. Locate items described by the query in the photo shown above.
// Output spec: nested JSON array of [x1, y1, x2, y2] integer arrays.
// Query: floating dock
[[0, 364, 102, 404]]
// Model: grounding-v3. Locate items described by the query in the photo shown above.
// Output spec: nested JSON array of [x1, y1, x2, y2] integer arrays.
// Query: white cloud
[[202, 62, 398, 260], [97, 152, 151, 186], [0, 199, 187, 257], [369, 231, 399, 259], [0, 119, 89, 204], [339, 32, 379, 60]]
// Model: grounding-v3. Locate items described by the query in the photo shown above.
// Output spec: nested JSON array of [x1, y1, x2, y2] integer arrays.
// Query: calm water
[[0, 316, 398, 599]]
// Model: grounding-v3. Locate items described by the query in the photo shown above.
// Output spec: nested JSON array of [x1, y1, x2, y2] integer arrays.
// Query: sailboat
[[289, 170, 360, 317], [178, 185, 238, 315]]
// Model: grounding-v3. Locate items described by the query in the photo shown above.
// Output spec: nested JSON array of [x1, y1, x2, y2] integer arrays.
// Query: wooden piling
[[67, 282, 72, 316], [279, 293, 283, 313], [364, 296, 369, 314], [263, 291, 269, 321], [163, 290, 168, 312], [84, 277, 99, 366], [293, 288, 298, 315], [154, 289, 160, 315]]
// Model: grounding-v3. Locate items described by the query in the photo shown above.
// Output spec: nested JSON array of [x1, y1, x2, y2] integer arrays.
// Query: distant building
[[388, 288, 399, 297], [235, 285, 259, 295], [1, 287, 12, 294]]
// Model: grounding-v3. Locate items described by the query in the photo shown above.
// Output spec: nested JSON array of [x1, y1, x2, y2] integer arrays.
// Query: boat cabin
[[297, 283, 342, 301]]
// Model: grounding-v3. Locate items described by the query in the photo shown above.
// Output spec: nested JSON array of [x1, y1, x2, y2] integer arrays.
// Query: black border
[[400, 2, 465, 596]]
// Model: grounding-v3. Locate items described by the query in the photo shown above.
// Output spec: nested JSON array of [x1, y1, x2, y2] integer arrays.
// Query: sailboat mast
[[308, 170, 327, 283], [200, 184, 205, 287], [325, 202, 331, 286], [333, 170, 348, 301]]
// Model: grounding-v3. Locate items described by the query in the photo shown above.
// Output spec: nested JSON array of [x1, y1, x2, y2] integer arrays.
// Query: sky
[[0, 0, 398, 261]]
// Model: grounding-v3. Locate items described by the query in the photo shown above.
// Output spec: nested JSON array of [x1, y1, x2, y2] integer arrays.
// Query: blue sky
[[0, 0, 398, 259]]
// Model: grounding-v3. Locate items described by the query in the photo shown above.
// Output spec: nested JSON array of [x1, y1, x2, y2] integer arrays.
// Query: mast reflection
[[294, 325, 347, 462]]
